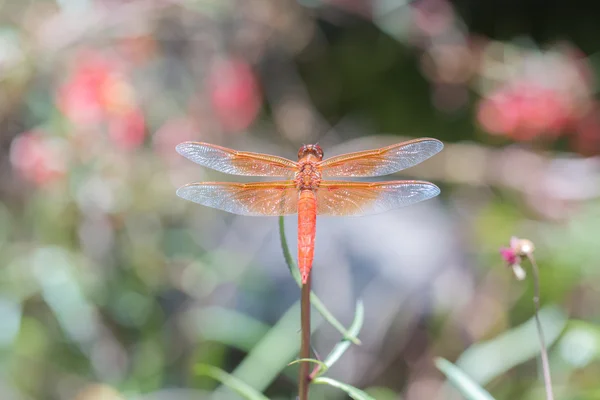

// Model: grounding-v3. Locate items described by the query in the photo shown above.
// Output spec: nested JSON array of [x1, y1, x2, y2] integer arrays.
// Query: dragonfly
[[176, 138, 443, 284]]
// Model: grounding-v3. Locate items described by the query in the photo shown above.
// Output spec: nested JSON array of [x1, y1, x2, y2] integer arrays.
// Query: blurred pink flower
[[500, 236, 535, 281], [500, 246, 525, 280], [476, 42, 598, 152], [57, 54, 120, 126], [477, 82, 570, 141], [500, 246, 518, 266], [207, 57, 261, 132], [57, 50, 147, 151], [108, 109, 146, 151], [10, 131, 67, 186]]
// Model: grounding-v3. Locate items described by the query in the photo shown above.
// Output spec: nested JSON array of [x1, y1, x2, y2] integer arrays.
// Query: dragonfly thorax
[[295, 160, 322, 190]]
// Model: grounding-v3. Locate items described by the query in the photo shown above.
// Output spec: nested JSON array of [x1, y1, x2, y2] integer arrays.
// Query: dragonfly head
[[298, 144, 324, 161]]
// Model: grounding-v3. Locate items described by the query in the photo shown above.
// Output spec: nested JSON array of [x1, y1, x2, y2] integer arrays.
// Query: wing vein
[[176, 142, 298, 177], [176, 181, 299, 216], [316, 180, 440, 216], [319, 138, 443, 177]]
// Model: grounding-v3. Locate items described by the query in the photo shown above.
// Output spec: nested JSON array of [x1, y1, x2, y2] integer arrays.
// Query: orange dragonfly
[[176, 138, 443, 284]]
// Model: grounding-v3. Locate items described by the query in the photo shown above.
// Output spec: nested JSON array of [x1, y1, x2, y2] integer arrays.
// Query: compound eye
[[297, 145, 309, 159], [314, 145, 324, 159]]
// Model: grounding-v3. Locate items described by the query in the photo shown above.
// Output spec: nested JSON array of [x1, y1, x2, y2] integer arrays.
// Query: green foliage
[[194, 218, 368, 399], [196, 364, 269, 400], [435, 358, 495, 400], [455, 306, 567, 386], [288, 358, 329, 372], [312, 377, 376, 400], [317, 300, 364, 376]]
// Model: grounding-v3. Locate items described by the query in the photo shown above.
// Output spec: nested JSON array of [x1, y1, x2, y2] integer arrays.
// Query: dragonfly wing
[[176, 181, 298, 216], [176, 142, 298, 177], [319, 138, 443, 177], [316, 180, 440, 216]]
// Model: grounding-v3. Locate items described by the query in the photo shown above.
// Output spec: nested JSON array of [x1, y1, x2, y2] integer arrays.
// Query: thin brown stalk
[[298, 275, 312, 400], [525, 254, 554, 400]]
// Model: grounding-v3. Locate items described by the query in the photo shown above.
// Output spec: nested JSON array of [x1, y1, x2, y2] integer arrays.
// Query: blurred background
[[1, 0, 600, 399]]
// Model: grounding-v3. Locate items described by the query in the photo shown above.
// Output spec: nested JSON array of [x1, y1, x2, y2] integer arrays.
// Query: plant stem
[[526, 254, 554, 400], [298, 275, 312, 400]]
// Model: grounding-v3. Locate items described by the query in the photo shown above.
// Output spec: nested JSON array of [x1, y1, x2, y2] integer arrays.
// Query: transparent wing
[[316, 180, 440, 216], [318, 138, 443, 177], [176, 181, 298, 216], [176, 142, 298, 177]]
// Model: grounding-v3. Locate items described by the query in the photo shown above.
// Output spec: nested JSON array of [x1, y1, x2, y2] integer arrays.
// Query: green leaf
[[316, 300, 364, 377], [435, 358, 496, 400], [192, 306, 270, 352], [456, 305, 567, 385], [288, 357, 329, 374], [195, 364, 269, 400], [557, 320, 600, 369], [279, 216, 361, 345], [363, 386, 400, 400], [313, 377, 376, 400]]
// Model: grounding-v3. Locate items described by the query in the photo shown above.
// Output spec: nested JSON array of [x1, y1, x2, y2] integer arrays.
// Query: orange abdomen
[[298, 189, 317, 284]]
